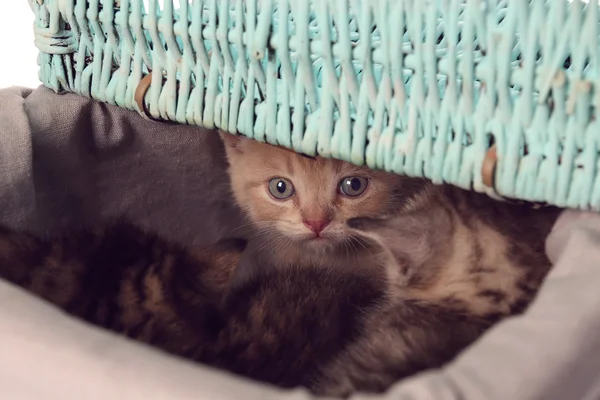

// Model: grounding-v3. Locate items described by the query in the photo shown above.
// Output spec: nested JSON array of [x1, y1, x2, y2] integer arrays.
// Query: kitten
[[314, 183, 561, 396], [219, 131, 426, 276], [0, 219, 383, 392], [0, 181, 560, 398]]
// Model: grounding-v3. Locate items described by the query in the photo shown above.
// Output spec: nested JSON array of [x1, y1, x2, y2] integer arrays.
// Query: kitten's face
[[221, 133, 412, 252]]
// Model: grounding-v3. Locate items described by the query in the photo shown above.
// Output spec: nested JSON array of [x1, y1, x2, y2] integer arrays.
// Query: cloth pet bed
[[2, 0, 600, 398], [0, 87, 600, 399]]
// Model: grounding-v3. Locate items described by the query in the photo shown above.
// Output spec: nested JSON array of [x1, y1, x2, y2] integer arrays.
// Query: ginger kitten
[[219, 132, 425, 272]]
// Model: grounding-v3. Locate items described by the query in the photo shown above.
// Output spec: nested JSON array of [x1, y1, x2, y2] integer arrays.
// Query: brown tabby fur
[[0, 178, 560, 397], [0, 220, 384, 394], [314, 183, 561, 395]]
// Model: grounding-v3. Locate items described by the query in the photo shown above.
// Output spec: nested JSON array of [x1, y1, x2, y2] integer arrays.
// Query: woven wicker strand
[[30, 0, 600, 211]]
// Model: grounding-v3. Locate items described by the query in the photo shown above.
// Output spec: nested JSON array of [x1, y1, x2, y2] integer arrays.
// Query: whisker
[[231, 222, 258, 233]]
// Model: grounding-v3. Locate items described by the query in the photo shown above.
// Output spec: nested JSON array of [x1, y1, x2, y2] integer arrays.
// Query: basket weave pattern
[[31, 0, 600, 210]]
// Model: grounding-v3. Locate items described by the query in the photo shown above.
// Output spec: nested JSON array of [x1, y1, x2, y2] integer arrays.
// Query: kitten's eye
[[268, 178, 295, 200], [339, 176, 369, 197]]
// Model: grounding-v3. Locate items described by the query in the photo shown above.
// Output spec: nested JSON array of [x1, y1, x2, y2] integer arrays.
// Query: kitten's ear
[[219, 131, 246, 156]]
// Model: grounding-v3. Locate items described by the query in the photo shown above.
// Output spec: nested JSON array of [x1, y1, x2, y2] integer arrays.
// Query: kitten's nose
[[303, 219, 331, 234]]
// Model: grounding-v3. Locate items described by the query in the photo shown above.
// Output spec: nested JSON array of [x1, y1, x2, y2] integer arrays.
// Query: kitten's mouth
[[302, 233, 336, 244], [283, 229, 343, 246]]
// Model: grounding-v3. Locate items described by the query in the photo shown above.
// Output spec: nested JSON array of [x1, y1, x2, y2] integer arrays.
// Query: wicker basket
[[31, 0, 600, 210]]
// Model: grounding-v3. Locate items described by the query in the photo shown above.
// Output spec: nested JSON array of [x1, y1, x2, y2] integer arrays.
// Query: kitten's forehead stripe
[[330, 160, 343, 175], [286, 156, 295, 176]]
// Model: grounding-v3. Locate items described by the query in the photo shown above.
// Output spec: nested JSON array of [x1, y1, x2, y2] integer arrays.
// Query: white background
[[0, 0, 181, 90], [0, 1, 39, 89]]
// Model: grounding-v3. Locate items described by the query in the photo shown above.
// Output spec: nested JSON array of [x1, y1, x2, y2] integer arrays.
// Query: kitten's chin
[[296, 234, 348, 252], [304, 236, 334, 246], [299, 239, 336, 254], [263, 228, 358, 253]]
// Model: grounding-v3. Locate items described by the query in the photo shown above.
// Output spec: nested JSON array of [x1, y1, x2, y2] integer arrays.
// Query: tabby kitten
[[313, 183, 561, 395], [0, 219, 384, 393], [219, 131, 426, 274]]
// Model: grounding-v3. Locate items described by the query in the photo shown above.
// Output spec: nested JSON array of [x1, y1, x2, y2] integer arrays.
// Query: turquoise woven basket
[[31, 0, 600, 211]]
